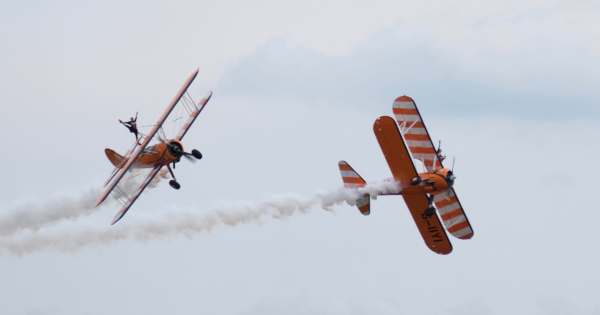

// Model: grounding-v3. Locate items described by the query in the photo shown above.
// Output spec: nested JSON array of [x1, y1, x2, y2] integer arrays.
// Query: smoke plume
[[0, 169, 169, 237], [0, 181, 399, 255]]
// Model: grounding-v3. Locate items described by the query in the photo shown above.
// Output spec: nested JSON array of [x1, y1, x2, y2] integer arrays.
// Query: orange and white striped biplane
[[338, 96, 473, 254], [96, 69, 212, 225]]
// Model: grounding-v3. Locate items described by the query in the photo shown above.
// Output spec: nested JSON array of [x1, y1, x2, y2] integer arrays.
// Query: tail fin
[[105, 148, 126, 168], [338, 161, 370, 215]]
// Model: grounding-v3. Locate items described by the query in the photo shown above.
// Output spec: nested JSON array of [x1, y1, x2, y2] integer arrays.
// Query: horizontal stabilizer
[[105, 148, 126, 168]]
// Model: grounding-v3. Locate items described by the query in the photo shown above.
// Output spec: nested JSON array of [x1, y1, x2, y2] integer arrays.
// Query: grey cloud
[[217, 26, 599, 120]]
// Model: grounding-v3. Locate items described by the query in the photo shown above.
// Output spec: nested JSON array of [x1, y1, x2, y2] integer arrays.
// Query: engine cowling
[[166, 140, 184, 158]]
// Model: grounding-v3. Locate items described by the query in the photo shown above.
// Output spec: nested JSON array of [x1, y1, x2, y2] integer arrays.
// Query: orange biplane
[[96, 69, 212, 225], [338, 96, 473, 254]]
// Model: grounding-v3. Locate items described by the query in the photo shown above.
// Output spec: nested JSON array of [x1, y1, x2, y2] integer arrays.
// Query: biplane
[[338, 96, 473, 254], [96, 69, 212, 225]]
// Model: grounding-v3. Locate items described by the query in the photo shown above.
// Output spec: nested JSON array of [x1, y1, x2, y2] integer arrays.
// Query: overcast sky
[[1, 1, 599, 314]]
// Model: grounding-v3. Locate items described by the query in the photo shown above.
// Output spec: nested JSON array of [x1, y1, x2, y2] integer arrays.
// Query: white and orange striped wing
[[392, 95, 441, 172], [433, 189, 473, 239], [392, 96, 473, 240]]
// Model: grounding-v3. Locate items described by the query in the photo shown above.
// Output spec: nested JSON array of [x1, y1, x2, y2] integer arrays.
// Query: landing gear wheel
[[191, 149, 202, 160], [423, 206, 436, 218], [411, 176, 422, 186], [169, 180, 181, 190]]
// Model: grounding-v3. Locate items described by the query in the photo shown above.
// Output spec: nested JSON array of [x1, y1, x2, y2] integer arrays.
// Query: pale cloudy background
[[1, 1, 599, 314]]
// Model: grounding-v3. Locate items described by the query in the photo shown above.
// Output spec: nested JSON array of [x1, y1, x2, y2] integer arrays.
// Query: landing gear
[[423, 206, 436, 218], [191, 149, 202, 160], [422, 194, 436, 218], [169, 179, 181, 190], [167, 164, 181, 190]]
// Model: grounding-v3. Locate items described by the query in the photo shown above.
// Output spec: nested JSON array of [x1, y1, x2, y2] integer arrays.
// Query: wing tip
[[197, 91, 213, 108], [373, 115, 396, 130], [394, 95, 415, 103], [430, 243, 453, 255], [188, 68, 200, 82], [204, 90, 213, 103], [95, 195, 107, 207], [457, 231, 474, 240], [111, 210, 126, 225]]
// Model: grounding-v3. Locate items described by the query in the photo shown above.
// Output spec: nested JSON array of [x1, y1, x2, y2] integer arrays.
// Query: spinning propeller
[[446, 158, 456, 187], [157, 136, 203, 169]]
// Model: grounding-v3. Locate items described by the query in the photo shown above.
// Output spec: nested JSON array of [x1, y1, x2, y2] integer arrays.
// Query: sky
[[1, 0, 599, 314]]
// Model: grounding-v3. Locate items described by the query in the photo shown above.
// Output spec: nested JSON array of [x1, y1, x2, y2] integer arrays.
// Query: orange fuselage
[[105, 140, 184, 169], [402, 168, 451, 195], [134, 142, 181, 168], [382, 167, 452, 196]]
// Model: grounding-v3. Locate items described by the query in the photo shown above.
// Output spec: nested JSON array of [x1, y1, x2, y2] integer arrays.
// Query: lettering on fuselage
[[425, 219, 444, 243]]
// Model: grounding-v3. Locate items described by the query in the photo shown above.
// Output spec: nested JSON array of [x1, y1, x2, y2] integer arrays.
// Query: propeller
[[158, 134, 203, 169], [168, 141, 201, 167], [446, 156, 456, 187], [451, 156, 456, 173], [181, 152, 197, 162]]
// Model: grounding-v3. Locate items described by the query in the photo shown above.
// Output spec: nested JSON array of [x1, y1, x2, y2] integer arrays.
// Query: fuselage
[[381, 167, 454, 196], [133, 140, 184, 168], [105, 139, 184, 169], [403, 167, 453, 195]]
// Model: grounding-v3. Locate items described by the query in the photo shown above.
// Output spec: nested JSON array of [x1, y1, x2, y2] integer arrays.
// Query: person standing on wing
[[119, 112, 141, 144]]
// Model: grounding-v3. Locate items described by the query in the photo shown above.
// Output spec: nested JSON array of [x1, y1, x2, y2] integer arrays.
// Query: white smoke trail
[[0, 189, 99, 237], [0, 181, 400, 255], [0, 169, 169, 237]]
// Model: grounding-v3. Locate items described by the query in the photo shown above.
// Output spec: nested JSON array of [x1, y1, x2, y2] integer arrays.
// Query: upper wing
[[111, 165, 163, 225], [96, 69, 200, 207], [175, 91, 212, 141], [373, 116, 452, 254], [392, 95, 441, 171], [392, 96, 474, 240]]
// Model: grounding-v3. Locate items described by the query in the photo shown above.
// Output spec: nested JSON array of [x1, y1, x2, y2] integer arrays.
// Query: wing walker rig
[[338, 96, 474, 254]]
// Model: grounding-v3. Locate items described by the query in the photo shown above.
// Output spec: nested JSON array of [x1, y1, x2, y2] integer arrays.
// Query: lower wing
[[434, 189, 474, 239], [111, 165, 163, 225]]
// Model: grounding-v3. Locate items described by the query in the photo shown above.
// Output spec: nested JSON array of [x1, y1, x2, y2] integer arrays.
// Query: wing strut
[[175, 91, 212, 141]]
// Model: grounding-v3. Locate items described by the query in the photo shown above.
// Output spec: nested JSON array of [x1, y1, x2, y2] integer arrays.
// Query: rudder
[[338, 161, 370, 215]]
